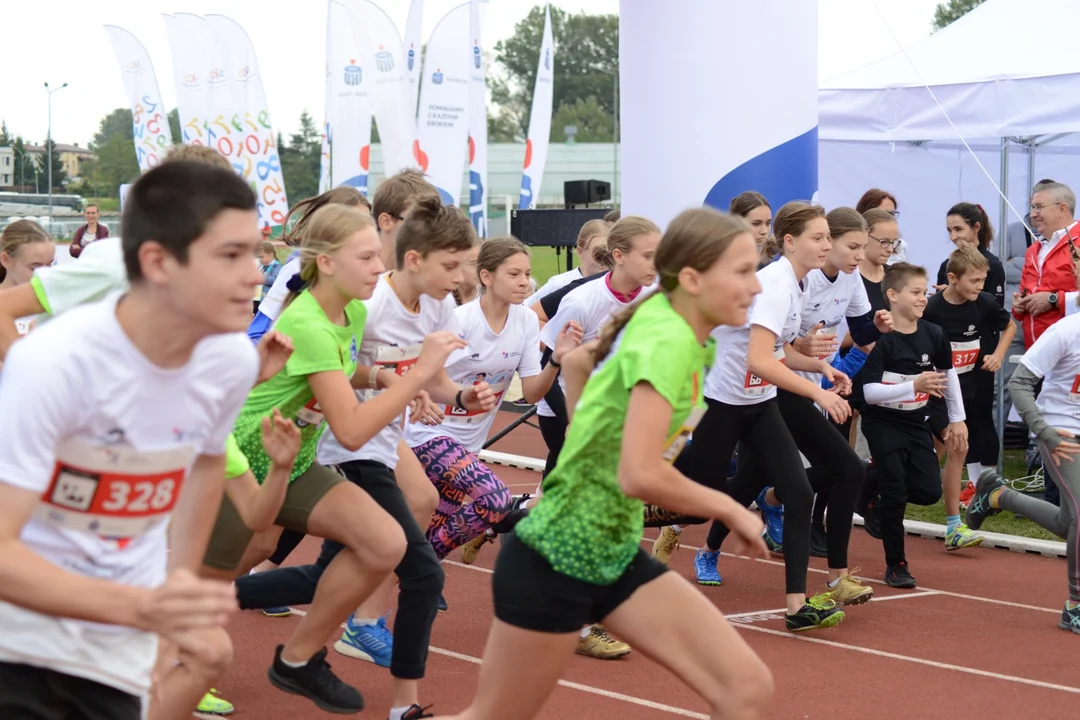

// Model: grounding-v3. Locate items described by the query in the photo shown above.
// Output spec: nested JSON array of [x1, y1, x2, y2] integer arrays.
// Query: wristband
[[549, 357, 562, 369], [454, 389, 466, 410], [368, 366, 381, 389]]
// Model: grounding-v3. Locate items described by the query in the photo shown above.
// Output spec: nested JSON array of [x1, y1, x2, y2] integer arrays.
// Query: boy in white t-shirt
[[0, 161, 264, 720]]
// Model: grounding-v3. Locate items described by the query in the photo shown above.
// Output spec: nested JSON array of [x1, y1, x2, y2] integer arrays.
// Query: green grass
[[85, 197, 120, 213], [903, 448, 1059, 541], [528, 246, 572, 287]]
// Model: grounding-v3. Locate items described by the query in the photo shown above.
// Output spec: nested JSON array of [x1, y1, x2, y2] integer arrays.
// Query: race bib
[[443, 380, 510, 427], [879, 371, 929, 411], [662, 406, 705, 463], [743, 348, 786, 397], [951, 340, 980, 375], [811, 325, 839, 361], [35, 438, 194, 539], [1069, 374, 1080, 403], [362, 344, 423, 428], [295, 397, 324, 428]]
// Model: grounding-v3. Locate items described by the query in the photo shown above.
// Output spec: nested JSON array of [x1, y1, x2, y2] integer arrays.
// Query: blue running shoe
[[333, 615, 393, 668], [756, 487, 784, 553], [694, 548, 723, 586]]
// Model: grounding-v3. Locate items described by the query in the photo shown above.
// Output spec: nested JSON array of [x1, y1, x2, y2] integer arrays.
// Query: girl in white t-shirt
[[528, 219, 611, 309], [408, 238, 581, 561], [973, 310, 1080, 632], [0, 220, 56, 336]]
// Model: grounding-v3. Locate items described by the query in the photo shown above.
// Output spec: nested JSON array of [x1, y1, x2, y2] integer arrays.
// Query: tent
[[817, 0, 1080, 274]]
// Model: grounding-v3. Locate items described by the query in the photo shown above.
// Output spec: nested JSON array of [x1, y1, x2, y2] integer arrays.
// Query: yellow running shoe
[[460, 530, 495, 565], [651, 526, 681, 565], [575, 625, 632, 660], [945, 523, 984, 551], [197, 689, 234, 715], [825, 568, 874, 606]]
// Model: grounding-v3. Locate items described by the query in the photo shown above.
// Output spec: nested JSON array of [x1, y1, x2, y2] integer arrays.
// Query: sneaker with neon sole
[[694, 548, 723, 586], [786, 593, 845, 632], [333, 615, 393, 668], [945, 522, 983, 551], [197, 688, 234, 715], [575, 625, 632, 660], [262, 606, 292, 618], [651, 526, 681, 565]]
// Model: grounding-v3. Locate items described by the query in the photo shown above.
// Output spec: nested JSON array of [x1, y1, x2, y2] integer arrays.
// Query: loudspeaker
[[563, 179, 611, 205], [511, 208, 609, 248]]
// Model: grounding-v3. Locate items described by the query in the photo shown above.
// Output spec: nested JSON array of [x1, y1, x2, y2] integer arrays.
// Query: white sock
[[579, 625, 592, 639], [353, 616, 379, 626], [280, 654, 308, 669], [389, 706, 416, 720], [828, 577, 841, 588], [670, 525, 684, 533], [966, 463, 982, 485]]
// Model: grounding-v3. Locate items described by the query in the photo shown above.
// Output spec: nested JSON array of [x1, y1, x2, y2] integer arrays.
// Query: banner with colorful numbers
[[103, 25, 171, 173]]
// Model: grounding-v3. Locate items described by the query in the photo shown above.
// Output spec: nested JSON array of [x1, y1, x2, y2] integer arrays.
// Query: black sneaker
[[965, 468, 1005, 531], [785, 593, 845, 632], [885, 562, 916, 588], [392, 704, 434, 720], [268, 645, 365, 714], [810, 521, 828, 559], [1059, 604, 1080, 635], [489, 493, 531, 535], [437, 594, 448, 612]]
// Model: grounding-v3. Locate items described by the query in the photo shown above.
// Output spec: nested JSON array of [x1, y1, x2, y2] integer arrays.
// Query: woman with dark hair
[[730, 191, 773, 265], [857, 189, 907, 265], [935, 202, 1007, 307]]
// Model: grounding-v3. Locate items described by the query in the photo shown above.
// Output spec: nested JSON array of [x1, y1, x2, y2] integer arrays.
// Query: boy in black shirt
[[857, 263, 969, 588], [923, 245, 1015, 551]]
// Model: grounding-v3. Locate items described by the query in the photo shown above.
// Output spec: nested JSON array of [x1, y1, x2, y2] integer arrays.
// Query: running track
[[205, 412, 1079, 720]]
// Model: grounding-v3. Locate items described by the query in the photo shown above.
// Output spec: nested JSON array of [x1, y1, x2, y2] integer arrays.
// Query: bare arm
[[561, 341, 601, 421], [748, 326, 830, 399], [0, 284, 46, 359], [311, 368, 428, 452], [223, 411, 299, 532], [168, 453, 227, 572]]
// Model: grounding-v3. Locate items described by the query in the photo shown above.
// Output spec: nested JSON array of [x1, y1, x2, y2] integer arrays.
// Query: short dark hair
[[882, 262, 928, 300], [395, 195, 476, 267], [122, 161, 256, 281]]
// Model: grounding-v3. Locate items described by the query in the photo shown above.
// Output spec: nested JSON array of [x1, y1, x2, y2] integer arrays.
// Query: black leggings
[[677, 396, 812, 595], [711, 391, 864, 571], [964, 386, 999, 466], [234, 460, 444, 680], [538, 413, 568, 479]]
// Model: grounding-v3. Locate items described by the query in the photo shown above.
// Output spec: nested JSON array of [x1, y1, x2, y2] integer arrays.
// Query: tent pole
[[996, 136, 1010, 474]]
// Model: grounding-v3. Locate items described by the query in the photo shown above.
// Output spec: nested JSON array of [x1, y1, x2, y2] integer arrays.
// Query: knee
[[348, 519, 407, 574], [908, 484, 942, 507], [180, 627, 233, 680], [408, 479, 440, 521], [705, 659, 773, 717], [401, 542, 446, 595], [840, 454, 865, 489], [474, 485, 513, 524], [779, 482, 814, 515]]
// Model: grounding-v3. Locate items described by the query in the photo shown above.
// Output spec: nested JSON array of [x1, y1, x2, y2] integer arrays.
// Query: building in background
[[0, 147, 13, 188], [26, 143, 95, 181]]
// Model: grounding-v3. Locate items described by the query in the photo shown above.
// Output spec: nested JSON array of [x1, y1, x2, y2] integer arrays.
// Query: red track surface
[[205, 412, 1080, 720]]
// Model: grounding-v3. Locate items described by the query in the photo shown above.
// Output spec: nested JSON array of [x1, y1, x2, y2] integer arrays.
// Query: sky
[[0, 0, 943, 147]]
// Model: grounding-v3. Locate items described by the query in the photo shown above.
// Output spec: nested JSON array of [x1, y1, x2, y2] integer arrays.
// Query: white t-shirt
[[794, 268, 871, 384], [31, 237, 127, 319], [526, 267, 583, 308], [317, 275, 461, 469], [1019, 313, 1080, 435], [406, 300, 543, 453], [536, 274, 645, 417], [0, 294, 257, 697], [258, 257, 301, 322], [705, 255, 805, 406]]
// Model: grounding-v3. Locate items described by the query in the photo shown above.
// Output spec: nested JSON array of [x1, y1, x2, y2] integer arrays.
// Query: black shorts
[[0, 662, 141, 720], [493, 533, 667, 633]]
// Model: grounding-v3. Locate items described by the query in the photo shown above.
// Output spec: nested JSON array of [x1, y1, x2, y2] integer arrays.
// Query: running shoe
[[262, 606, 292, 618], [756, 487, 784, 553], [460, 529, 495, 565], [437, 593, 448, 612], [652, 526, 681, 565], [885, 562, 916, 588], [1059, 604, 1080, 635], [268, 645, 365, 714], [575, 625, 632, 660], [825, 569, 874, 606], [785, 593, 845, 632], [488, 493, 531, 535], [694, 548, 723, 586], [197, 689, 234, 715], [393, 704, 435, 720], [965, 468, 1005, 531], [945, 522, 983, 551], [810, 521, 829, 559], [333, 615, 393, 668]]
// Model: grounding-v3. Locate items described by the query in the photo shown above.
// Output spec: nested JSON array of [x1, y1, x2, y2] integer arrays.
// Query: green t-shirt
[[225, 434, 250, 479], [515, 293, 714, 585], [232, 290, 365, 482]]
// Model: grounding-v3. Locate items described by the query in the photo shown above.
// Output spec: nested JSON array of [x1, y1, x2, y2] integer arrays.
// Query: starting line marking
[[735, 623, 1080, 696]]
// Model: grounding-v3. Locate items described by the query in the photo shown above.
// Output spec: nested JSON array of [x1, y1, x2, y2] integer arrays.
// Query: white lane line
[[734, 623, 1080, 695], [285, 607, 710, 719]]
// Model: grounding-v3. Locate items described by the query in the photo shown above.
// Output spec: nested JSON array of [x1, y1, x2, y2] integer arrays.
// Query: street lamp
[[44, 81, 69, 229], [597, 67, 619, 205]]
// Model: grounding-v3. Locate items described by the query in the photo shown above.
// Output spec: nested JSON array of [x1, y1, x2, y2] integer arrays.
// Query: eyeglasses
[[885, 209, 900, 219], [868, 234, 900, 249], [1030, 202, 1064, 214]]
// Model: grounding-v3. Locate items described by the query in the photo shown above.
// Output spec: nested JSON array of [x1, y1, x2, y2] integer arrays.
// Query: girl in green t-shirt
[[439, 208, 775, 720]]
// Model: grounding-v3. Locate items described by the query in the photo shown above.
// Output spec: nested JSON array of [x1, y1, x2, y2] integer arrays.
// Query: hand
[[461, 380, 496, 412], [551, 321, 584, 364], [933, 284, 948, 293], [149, 637, 179, 708], [722, 506, 769, 559], [255, 330, 294, 384], [913, 371, 948, 397], [792, 323, 839, 358], [814, 388, 852, 424], [409, 390, 445, 425], [821, 363, 851, 396], [1026, 291, 1053, 316], [137, 569, 237, 638], [261, 408, 300, 468], [1012, 292, 1029, 314], [873, 309, 894, 334], [414, 332, 468, 379], [942, 421, 969, 454], [982, 353, 1004, 372], [1050, 429, 1080, 466]]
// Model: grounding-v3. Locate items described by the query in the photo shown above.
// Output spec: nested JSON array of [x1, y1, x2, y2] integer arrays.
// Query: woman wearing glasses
[[857, 189, 907, 265], [859, 209, 901, 313]]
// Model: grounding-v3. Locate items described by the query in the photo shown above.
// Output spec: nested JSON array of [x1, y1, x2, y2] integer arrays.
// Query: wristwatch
[[1049, 291, 1060, 308]]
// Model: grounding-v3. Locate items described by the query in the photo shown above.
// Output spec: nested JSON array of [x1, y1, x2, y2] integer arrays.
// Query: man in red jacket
[[1013, 181, 1080, 348]]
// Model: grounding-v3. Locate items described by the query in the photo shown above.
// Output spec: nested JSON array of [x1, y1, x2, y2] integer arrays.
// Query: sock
[[828, 576, 841, 588], [1067, 600, 1079, 610], [965, 463, 982, 485], [579, 625, 592, 639], [353, 616, 379, 626], [946, 515, 961, 533], [670, 525, 684, 533], [389, 706, 416, 720], [280, 655, 308, 669], [989, 486, 1006, 508]]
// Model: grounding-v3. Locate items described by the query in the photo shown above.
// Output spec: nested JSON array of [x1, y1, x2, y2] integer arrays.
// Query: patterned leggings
[[412, 436, 514, 560]]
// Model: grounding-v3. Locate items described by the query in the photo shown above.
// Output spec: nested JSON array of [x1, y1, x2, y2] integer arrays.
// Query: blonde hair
[[281, 205, 376, 311], [577, 219, 610, 252], [862, 208, 897, 235], [164, 144, 233, 171], [593, 215, 660, 267], [0, 220, 53, 284], [946, 243, 989, 279]]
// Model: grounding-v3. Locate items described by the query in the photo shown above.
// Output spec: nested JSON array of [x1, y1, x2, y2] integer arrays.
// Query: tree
[[550, 97, 614, 142], [0, 121, 11, 147], [490, 7, 618, 140], [11, 137, 35, 190], [279, 110, 321, 203], [932, 0, 986, 30], [85, 109, 139, 197], [35, 139, 67, 191]]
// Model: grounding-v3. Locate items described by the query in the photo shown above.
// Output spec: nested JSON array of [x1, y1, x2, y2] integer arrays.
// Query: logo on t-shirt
[[920, 354, 930, 365], [965, 324, 976, 336]]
